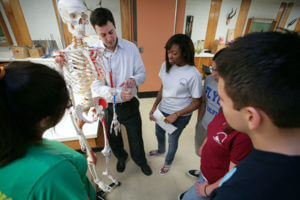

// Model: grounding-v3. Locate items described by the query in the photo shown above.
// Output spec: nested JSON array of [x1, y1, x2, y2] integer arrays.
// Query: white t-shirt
[[201, 75, 221, 129], [158, 62, 202, 115]]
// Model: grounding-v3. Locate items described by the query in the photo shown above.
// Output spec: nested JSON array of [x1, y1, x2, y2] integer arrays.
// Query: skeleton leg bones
[[56, 49, 120, 194]]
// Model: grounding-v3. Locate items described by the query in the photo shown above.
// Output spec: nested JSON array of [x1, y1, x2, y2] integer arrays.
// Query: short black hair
[[90, 7, 115, 28], [0, 62, 69, 166], [165, 34, 195, 73], [215, 31, 300, 128], [213, 48, 226, 61]]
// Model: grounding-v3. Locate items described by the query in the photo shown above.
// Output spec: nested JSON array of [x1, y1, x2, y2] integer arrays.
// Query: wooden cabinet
[[194, 56, 213, 78], [0, 62, 9, 67], [63, 123, 104, 150]]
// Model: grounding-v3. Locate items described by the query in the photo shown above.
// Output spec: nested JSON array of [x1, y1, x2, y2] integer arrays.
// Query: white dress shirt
[[91, 37, 146, 103]]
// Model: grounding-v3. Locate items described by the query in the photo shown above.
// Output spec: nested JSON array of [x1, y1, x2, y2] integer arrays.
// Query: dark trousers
[[104, 97, 147, 166]]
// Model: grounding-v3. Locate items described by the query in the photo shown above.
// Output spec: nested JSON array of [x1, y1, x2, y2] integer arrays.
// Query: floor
[[89, 98, 200, 200]]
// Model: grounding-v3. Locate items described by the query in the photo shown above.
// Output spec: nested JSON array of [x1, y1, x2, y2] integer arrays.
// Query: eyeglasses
[[66, 99, 73, 109], [209, 66, 217, 73]]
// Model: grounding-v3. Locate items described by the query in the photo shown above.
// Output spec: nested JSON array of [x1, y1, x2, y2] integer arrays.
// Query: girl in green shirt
[[0, 62, 95, 200]]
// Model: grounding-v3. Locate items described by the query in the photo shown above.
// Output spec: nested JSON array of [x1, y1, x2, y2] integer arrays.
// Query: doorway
[[136, 0, 177, 94]]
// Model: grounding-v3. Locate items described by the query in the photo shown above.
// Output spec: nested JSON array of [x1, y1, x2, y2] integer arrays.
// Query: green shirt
[[0, 139, 96, 200]]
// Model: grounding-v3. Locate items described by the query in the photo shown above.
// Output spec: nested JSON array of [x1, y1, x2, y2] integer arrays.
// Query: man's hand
[[121, 88, 132, 101], [119, 78, 136, 89]]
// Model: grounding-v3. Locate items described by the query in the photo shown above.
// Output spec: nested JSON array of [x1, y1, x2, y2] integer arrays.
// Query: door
[[136, 0, 177, 92]]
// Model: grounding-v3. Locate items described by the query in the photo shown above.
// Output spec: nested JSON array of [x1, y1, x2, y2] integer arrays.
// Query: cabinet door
[[194, 57, 213, 78]]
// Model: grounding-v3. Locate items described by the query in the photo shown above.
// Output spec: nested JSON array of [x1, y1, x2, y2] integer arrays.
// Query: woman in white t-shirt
[[149, 34, 202, 175]]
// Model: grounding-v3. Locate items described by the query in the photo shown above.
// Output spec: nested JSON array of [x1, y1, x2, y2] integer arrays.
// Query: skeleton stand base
[[96, 182, 121, 200]]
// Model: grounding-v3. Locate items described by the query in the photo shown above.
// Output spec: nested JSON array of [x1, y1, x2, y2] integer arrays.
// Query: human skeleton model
[[56, 0, 119, 193]]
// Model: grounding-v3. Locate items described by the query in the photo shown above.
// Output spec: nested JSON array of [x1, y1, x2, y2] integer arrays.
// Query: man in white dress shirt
[[90, 7, 152, 176]]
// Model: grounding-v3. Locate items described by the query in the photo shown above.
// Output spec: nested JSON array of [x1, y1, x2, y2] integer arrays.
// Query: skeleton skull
[[58, 0, 88, 38]]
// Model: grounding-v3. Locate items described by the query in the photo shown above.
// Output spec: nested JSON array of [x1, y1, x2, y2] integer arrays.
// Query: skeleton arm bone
[[84, 48, 115, 102], [91, 79, 131, 103]]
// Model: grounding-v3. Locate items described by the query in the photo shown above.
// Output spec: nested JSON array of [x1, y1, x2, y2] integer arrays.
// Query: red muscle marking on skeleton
[[55, 52, 66, 69]]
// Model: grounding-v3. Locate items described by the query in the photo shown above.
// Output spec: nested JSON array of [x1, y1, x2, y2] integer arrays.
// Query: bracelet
[[204, 184, 209, 197]]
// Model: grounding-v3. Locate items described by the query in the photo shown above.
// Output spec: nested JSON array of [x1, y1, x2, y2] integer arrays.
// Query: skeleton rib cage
[[62, 43, 107, 106], [57, 38, 119, 193]]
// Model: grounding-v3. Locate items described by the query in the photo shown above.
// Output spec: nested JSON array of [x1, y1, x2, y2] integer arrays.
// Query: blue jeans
[[155, 111, 191, 165], [182, 172, 210, 200]]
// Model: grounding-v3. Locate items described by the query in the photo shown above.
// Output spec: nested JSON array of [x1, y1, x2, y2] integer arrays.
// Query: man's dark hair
[[90, 7, 115, 28], [0, 62, 69, 166], [215, 31, 300, 128], [213, 48, 226, 61], [165, 34, 195, 73]]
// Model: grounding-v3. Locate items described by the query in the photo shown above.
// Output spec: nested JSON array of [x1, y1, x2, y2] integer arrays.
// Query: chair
[[202, 64, 212, 79]]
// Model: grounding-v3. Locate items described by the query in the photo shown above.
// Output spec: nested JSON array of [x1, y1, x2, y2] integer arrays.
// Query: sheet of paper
[[153, 109, 177, 134]]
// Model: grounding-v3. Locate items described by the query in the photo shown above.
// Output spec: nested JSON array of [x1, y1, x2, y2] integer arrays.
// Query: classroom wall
[[84, 0, 122, 39], [19, 0, 62, 49], [0, 0, 299, 57], [184, 0, 300, 43], [244, 0, 282, 34], [0, 0, 121, 57], [285, 1, 300, 31], [0, 3, 15, 57], [215, 0, 241, 40], [183, 0, 211, 42]]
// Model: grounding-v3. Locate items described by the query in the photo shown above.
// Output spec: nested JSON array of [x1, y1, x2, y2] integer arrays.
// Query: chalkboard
[[245, 18, 276, 34], [250, 20, 276, 33]]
